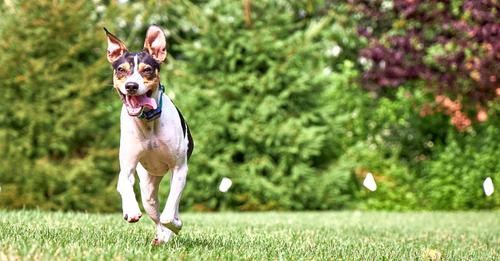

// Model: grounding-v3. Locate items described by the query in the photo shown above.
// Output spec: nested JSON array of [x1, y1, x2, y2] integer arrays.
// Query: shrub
[[168, 0, 366, 210], [418, 107, 500, 209], [0, 0, 120, 211], [350, 0, 499, 130]]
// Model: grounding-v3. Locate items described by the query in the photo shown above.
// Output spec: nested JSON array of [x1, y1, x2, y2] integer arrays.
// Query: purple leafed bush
[[350, 0, 499, 130]]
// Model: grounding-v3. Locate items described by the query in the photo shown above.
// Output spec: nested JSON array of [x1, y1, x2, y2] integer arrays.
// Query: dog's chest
[[143, 138, 162, 151], [138, 136, 178, 175]]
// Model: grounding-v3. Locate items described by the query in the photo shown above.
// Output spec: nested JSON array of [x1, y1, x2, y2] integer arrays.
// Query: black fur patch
[[137, 52, 161, 70], [174, 105, 194, 160], [186, 124, 194, 160], [112, 51, 160, 72]]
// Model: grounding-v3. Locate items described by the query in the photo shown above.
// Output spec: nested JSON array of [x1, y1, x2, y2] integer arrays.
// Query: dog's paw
[[122, 202, 142, 223], [122, 199, 142, 223], [152, 224, 174, 245], [151, 238, 164, 246], [123, 212, 142, 223], [160, 215, 182, 234]]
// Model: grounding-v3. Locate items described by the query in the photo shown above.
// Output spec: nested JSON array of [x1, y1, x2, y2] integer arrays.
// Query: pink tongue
[[127, 95, 157, 110]]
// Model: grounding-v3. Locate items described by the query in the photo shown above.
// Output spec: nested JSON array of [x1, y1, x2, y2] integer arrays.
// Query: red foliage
[[349, 0, 499, 130]]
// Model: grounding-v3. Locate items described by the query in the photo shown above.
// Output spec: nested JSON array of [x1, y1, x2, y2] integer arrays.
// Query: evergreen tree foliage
[[0, 0, 120, 211], [167, 1, 367, 210]]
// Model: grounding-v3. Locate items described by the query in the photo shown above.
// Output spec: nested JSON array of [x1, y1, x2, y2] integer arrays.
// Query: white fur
[[117, 88, 190, 244], [117, 55, 149, 96]]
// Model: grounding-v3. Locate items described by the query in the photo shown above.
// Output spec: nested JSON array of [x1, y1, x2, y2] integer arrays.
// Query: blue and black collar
[[138, 84, 164, 121]]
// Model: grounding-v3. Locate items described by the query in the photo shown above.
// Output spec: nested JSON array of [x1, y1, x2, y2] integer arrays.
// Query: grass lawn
[[0, 210, 498, 260]]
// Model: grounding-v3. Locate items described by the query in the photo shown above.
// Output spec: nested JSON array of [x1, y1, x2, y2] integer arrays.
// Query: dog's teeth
[[219, 177, 232, 193], [483, 177, 494, 196], [362, 172, 377, 192]]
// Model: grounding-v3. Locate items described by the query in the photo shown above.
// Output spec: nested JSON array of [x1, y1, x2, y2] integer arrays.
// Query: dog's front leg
[[117, 150, 142, 223], [160, 163, 188, 234]]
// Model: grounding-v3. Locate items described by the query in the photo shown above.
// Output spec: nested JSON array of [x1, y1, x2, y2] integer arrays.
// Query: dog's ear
[[143, 25, 167, 63], [104, 27, 128, 63]]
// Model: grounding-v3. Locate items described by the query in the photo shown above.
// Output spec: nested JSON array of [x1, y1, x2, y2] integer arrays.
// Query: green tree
[[166, 1, 366, 210], [0, 0, 120, 211]]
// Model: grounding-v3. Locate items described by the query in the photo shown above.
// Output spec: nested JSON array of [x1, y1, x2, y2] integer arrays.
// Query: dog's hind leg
[[160, 163, 188, 234], [137, 164, 173, 244], [137, 163, 163, 223]]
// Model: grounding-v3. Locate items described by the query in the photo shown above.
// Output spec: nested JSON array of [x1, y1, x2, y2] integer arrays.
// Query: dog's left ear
[[143, 25, 167, 63]]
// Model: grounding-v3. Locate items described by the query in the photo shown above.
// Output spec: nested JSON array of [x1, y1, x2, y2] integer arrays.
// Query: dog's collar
[[138, 84, 164, 121]]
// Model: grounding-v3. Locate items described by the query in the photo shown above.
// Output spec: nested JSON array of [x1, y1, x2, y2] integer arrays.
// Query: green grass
[[0, 210, 498, 260]]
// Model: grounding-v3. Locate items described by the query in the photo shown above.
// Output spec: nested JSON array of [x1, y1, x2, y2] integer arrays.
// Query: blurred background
[[0, 0, 498, 212]]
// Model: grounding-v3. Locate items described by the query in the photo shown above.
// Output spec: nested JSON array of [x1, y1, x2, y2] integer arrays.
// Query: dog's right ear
[[104, 27, 128, 63]]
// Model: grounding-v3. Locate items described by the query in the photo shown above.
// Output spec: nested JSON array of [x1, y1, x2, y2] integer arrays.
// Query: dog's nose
[[125, 82, 139, 93]]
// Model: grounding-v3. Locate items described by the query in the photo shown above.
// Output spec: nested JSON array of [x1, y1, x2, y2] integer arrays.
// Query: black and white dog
[[104, 25, 193, 244]]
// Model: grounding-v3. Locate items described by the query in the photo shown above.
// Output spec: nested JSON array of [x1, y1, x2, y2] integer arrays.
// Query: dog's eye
[[117, 67, 126, 73], [143, 67, 153, 74]]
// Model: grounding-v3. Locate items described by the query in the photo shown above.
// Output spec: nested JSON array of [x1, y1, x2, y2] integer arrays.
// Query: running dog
[[104, 25, 193, 245]]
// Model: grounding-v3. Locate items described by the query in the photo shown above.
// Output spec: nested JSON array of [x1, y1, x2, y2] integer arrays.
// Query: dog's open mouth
[[119, 90, 157, 116]]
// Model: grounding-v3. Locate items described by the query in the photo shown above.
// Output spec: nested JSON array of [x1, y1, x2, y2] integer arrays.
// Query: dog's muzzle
[[118, 89, 157, 116]]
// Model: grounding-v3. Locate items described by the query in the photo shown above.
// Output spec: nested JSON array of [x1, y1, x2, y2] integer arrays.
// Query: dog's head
[[104, 26, 167, 116]]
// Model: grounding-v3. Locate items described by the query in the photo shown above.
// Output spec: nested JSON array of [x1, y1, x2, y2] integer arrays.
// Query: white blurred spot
[[322, 67, 332, 75], [219, 177, 232, 193], [326, 45, 342, 57], [191, 26, 200, 33], [203, 7, 214, 16], [133, 15, 143, 30], [363, 172, 377, 191], [298, 9, 307, 18], [358, 57, 373, 70], [163, 28, 171, 38], [483, 177, 494, 196], [117, 18, 127, 28], [381, 0, 394, 11], [379, 60, 386, 69], [96, 5, 105, 13]]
